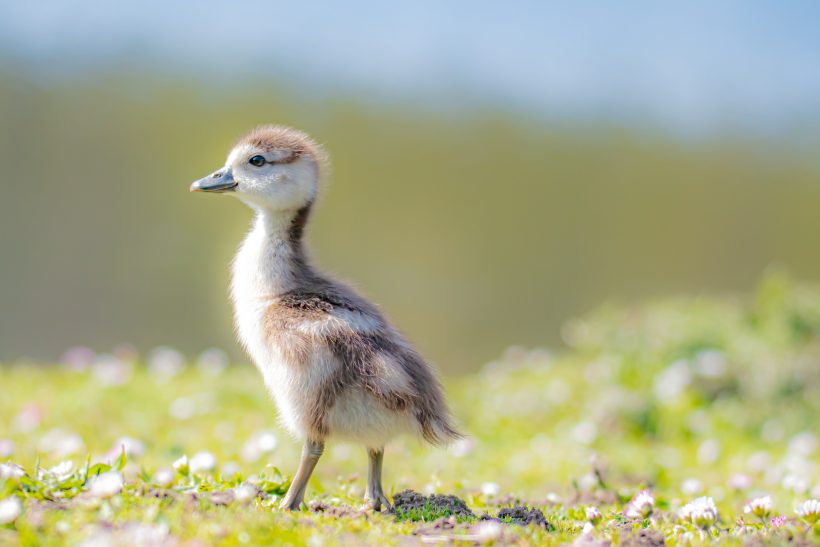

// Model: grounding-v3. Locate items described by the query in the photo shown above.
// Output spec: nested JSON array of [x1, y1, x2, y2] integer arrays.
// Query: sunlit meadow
[[1, 272, 819, 545]]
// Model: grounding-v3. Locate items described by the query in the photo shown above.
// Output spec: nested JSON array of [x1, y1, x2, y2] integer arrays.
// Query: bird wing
[[274, 287, 460, 444]]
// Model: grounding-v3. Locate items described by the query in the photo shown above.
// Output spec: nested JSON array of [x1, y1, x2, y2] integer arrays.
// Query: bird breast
[[230, 223, 418, 442]]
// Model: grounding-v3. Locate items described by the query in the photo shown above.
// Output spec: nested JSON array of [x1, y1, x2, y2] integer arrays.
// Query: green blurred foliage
[[1, 68, 820, 371]]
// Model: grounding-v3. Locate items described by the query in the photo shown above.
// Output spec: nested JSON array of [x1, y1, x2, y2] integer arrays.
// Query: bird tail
[[421, 413, 463, 446]]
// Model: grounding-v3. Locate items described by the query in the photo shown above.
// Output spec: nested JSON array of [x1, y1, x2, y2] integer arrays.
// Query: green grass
[[1, 272, 819, 545], [393, 502, 469, 524]]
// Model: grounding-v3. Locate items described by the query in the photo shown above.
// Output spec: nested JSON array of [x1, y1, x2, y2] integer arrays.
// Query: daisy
[[680, 496, 719, 529]]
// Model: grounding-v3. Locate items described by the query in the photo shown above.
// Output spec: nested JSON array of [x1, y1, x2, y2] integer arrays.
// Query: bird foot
[[278, 494, 305, 511], [365, 492, 394, 513]]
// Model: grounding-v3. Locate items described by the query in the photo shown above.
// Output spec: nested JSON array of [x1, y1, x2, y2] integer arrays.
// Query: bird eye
[[249, 155, 266, 167]]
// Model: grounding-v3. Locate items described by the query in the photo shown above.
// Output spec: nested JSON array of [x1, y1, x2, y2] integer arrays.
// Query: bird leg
[[365, 447, 393, 511], [279, 439, 324, 511]]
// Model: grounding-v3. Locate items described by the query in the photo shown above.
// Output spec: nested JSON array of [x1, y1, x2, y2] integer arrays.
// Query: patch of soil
[[208, 491, 234, 506], [486, 506, 553, 530], [392, 490, 475, 520], [568, 489, 619, 506], [412, 515, 464, 535], [620, 528, 665, 547], [309, 501, 370, 519]]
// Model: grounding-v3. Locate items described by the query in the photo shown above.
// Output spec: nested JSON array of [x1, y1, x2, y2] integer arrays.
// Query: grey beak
[[190, 168, 237, 193]]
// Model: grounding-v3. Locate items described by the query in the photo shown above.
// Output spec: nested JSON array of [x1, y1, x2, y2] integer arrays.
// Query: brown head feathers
[[236, 124, 328, 166]]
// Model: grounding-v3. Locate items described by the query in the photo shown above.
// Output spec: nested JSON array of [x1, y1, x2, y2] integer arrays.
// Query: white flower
[[585, 506, 602, 524], [233, 483, 258, 503], [13, 404, 44, 432], [221, 462, 240, 480], [60, 345, 96, 371], [189, 451, 216, 474], [148, 346, 185, 379], [38, 428, 85, 458], [697, 439, 721, 465], [89, 471, 123, 498], [481, 482, 500, 496], [240, 430, 278, 462], [571, 422, 598, 445], [0, 497, 22, 524], [681, 478, 704, 496], [746, 451, 771, 473], [789, 432, 818, 457], [0, 463, 25, 480], [546, 379, 571, 404], [795, 499, 820, 523], [153, 468, 175, 488], [120, 523, 170, 545], [48, 461, 75, 482], [197, 348, 228, 375], [112, 343, 139, 364], [173, 455, 189, 475], [783, 473, 810, 495], [169, 397, 196, 421], [624, 489, 654, 519], [472, 520, 503, 542], [0, 440, 14, 458], [653, 360, 691, 401], [680, 496, 718, 528], [110, 436, 145, 459], [577, 473, 598, 492], [744, 495, 772, 519], [78, 530, 115, 546], [92, 355, 133, 386], [693, 350, 726, 378], [447, 437, 474, 458], [728, 473, 752, 490]]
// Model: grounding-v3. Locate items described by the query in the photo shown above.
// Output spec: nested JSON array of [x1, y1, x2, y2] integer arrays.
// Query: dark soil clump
[[485, 506, 553, 530], [393, 490, 475, 521]]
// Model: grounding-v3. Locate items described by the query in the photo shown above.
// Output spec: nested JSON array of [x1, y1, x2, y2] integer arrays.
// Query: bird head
[[191, 125, 326, 212]]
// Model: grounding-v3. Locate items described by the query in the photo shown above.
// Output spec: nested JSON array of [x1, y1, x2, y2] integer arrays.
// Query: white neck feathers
[[232, 208, 303, 301]]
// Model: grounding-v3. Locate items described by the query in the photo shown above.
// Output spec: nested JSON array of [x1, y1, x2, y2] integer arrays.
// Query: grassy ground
[[1, 273, 819, 545]]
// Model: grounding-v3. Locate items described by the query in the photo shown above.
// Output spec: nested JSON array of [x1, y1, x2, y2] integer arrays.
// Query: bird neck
[[255, 204, 311, 250], [245, 204, 314, 294]]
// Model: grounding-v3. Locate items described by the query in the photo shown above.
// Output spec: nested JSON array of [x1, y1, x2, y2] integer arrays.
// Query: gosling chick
[[190, 125, 460, 511]]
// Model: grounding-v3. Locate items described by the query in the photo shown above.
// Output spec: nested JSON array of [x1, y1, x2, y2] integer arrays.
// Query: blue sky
[[1, 1, 819, 134]]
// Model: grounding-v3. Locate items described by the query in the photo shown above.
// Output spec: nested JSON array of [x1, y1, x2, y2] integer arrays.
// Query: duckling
[[190, 125, 460, 511]]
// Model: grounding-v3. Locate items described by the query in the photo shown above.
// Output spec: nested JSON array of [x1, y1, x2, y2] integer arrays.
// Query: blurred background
[[1, 1, 819, 373]]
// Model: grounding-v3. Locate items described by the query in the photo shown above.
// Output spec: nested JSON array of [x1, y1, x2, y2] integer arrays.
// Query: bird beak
[[190, 168, 237, 193]]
